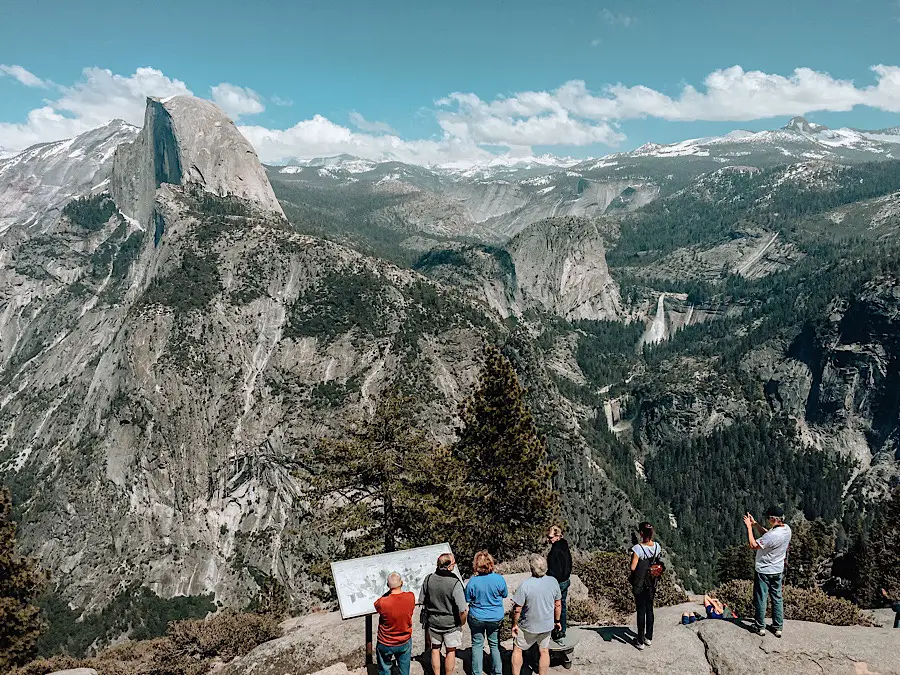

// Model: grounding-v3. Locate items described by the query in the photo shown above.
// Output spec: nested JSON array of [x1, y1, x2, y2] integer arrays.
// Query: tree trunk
[[384, 487, 396, 553]]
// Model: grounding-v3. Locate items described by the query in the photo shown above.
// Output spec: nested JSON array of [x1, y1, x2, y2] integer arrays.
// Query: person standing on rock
[[465, 550, 508, 675], [420, 553, 468, 675], [743, 506, 792, 638], [629, 521, 663, 650], [511, 554, 562, 675], [374, 572, 416, 675], [547, 525, 572, 644]]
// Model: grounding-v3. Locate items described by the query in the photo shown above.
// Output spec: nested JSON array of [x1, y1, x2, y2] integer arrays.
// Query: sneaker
[[774, 628, 783, 638], [635, 642, 645, 651], [755, 627, 766, 636], [644, 639, 652, 647]]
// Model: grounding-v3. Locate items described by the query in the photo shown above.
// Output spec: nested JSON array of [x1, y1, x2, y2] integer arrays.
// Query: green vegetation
[[575, 551, 688, 617], [414, 244, 516, 279], [143, 249, 221, 312], [15, 608, 278, 675], [644, 416, 852, 587], [575, 319, 645, 387], [63, 194, 118, 231], [37, 586, 215, 658], [285, 268, 389, 341], [715, 579, 871, 627], [310, 388, 451, 556], [451, 346, 559, 566], [849, 486, 900, 608], [608, 159, 900, 265], [0, 488, 48, 671]]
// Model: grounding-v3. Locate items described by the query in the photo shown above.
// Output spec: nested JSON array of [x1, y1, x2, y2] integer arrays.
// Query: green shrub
[[574, 551, 688, 615], [167, 609, 281, 661], [63, 194, 118, 231], [714, 579, 872, 627], [566, 596, 619, 625], [14, 610, 280, 675]]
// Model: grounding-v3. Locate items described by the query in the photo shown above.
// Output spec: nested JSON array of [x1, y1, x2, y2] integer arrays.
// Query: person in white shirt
[[743, 506, 792, 638]]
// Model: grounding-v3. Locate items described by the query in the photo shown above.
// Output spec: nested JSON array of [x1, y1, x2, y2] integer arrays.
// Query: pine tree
[[451, 346, 559, 565], [852, 486, 900, 607], [312, 388, 454, 556], [0, 487, 48, 670]]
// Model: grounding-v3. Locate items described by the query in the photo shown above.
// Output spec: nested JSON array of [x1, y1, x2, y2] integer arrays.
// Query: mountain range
[[0, 98, 898, 636]]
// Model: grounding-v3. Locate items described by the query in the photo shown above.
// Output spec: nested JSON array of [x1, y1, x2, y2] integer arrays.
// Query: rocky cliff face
[[0, 97, 633, 612], [750, 276, 900, 490], [112, 96, 284, 226], [508, 216, 622, 321], [0, 120, 137, 236]]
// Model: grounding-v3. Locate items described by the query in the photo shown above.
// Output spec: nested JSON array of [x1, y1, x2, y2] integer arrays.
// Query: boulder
[[47, 669, 99, 675], [695, 616, 900, 675]]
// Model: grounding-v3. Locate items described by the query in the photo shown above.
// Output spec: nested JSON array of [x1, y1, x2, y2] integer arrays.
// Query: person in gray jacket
[[420, 553, 468, 675]]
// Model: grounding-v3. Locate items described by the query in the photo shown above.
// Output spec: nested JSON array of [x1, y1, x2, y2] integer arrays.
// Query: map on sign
[[331, 542, 460, 619]]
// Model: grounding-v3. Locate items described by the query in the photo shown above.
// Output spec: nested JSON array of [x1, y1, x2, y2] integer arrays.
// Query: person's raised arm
[[744, 513, 762, 550]]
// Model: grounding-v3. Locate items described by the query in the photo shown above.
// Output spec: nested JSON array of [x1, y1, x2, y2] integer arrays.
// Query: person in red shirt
[[373, 572, 416, 675]]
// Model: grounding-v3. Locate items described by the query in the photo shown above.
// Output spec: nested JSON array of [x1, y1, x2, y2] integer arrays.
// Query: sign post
[[330, 543, 461, 669], [365, 614, 374, 666]]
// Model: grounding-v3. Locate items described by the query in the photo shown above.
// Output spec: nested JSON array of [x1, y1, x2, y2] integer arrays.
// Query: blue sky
[[2, 0, 900, 164]]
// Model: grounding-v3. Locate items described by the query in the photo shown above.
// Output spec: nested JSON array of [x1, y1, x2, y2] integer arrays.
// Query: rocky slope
[[0, 97, 636, 613]]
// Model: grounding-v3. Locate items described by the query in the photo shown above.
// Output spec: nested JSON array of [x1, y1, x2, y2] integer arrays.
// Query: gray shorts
[[514, 629, 552, 650], [429, 628, 462, 649]]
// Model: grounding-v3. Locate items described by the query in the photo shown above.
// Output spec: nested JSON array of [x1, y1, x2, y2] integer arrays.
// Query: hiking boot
[[774, 628, 783, 638], [644, 639, 652, 647]]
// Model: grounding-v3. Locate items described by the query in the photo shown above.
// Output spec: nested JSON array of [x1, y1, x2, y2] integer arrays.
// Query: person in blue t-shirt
[[465, 550, 508, 675]]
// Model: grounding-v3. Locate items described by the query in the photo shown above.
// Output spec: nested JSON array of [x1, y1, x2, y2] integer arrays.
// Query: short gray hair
[[529, 554, 548, 577], [387, 572, 403, 589]]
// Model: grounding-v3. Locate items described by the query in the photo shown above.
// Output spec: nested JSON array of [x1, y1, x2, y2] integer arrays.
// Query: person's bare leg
[[538, 648, 550, 675], [511, 646, 523, 675], [444, 647, 457, 675], [431, 646, 441, 675]]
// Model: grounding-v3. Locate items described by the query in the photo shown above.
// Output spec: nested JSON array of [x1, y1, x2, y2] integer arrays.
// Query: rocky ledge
[[218, 601, 898, 675]]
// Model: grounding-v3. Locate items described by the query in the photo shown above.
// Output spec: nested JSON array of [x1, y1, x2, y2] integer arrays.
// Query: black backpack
[[629, 544, 663, 594]]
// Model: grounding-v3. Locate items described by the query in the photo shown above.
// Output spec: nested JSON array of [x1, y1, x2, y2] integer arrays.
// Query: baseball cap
[[765, 505, 785, 518]]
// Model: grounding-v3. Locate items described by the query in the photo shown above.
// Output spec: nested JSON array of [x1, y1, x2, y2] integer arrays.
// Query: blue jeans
[[558, 579, 570, 635], [377, 638, 411, 675], [753, 572, 784, 630], [468, 617, 502, 675]]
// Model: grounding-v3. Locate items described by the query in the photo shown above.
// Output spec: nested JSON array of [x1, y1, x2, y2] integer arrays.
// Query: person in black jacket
[[547, 525, 572, 642]]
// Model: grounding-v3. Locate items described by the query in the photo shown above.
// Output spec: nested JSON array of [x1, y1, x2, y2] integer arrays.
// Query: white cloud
[[590, 38, 603, 47], [0, 64, 49, 88], [210, 83, 264, 119], [238, 114, 494, 166], [349, 111, 396, 134], [600, 9, 635, 27], [434, 64, 900, 150], [0, 66, 190, 152], [3, 62, 900, 167], [271, 95, 294, 107]]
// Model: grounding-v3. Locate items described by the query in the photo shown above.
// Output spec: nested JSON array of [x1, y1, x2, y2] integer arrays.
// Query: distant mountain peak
[[783, 116, 828, 133]]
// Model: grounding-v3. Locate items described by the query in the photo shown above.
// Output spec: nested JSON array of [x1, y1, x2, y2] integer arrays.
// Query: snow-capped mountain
[[615, 117, 900, 162]]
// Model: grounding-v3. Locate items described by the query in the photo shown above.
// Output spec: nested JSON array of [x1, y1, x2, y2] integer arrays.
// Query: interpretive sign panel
[[331, 542, 460, 619]]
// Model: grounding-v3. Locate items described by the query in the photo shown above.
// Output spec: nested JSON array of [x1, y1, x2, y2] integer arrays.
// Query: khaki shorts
[[514, 629, 552, 650], [429, 628, 462, 649]]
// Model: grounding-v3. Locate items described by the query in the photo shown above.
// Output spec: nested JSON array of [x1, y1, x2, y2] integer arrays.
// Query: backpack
[[630, 544, 664, 594]]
